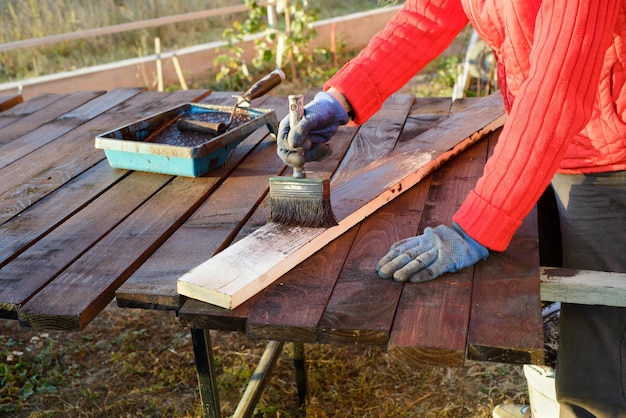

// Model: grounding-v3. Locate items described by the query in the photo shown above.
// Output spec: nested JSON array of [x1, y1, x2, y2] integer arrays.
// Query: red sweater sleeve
[[454, 0, 621, 251], [324, 0, 468, 124]]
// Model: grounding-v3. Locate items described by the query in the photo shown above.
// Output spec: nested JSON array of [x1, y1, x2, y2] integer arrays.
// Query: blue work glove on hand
[[376, 223, 489, 283], [277, 91, 350, 167]]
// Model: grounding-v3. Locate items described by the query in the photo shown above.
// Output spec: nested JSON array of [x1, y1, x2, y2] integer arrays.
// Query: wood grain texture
[[0, 91, 104, 156], [0, 89, 210, 225], [0, 171, 168, 313], [177, 94, 506, 309], [115, 94, 286, 310], [246, 95, 424, 343], [465, 132, 543, 365], [387, 133, 490, 367], [541, 267, 626, 307], [314, 99, 456, 346], [18, 175, 216, 330]]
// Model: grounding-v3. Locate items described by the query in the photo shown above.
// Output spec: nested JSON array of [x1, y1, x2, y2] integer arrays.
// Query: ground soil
[[0, 298, 560, 417]]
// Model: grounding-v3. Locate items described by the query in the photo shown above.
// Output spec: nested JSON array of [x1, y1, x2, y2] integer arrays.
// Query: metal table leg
[[191, 328, 221, 418], [191, 330, 308, 418], [293, 342, 307, 407]]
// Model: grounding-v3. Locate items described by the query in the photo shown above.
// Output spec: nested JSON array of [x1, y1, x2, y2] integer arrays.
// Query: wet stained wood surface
[[0, 90, 543, 366]]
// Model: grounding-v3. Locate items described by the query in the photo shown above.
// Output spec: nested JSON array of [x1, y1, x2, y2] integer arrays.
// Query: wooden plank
[[464, 130, 543, 365], [387, 133, 490, 367], [317, 181, 431, 346], [0, 93, 23, 112], [246, 95, 420, 343], [177, 93, 506, 309], [0, 90, 211, 315], [17, 174, 216, 330], [314, 98, 452, 346], [0, 91, 104, 150], [0, 171, 170, 313], [246, 227, 361, 342], [0, 89, 209, 225], [541, 267, 626, 307], [0, 160, 126, 267], [467, 207, 543, 365], [0, 90, 211, 265], [115, 94, 286, 310]]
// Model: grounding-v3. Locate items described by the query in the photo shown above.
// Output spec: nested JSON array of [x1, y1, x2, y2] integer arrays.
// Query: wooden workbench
[[0, 89, 543, 417]]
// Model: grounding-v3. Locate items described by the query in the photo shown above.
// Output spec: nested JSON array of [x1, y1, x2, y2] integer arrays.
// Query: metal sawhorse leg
[[191, 328, 307, 418]]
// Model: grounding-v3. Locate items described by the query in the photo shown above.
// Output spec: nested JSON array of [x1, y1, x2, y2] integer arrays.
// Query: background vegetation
[[0, 0, 384, 84]]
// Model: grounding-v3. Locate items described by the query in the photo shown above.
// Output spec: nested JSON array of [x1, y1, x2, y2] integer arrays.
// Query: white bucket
[[523, 364, 560, 418]]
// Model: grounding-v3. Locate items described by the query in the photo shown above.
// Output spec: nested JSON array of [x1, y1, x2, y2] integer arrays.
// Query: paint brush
[[268, 94, 338, 228]]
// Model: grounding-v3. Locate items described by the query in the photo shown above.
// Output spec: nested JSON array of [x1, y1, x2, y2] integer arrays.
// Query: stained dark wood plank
[[467, 207, 543, 365], [18, 175, 217, 330], [0, 171, 169, 313], [0, 160, 126, 267], [387, 135, 491, 367], [309, 98, 455, 346], [331, 94, 416, 183], [0, 89, 209, 225], [0, 91, 105, 151], [115, 94, 285, 310], [317, 180, 431, 346]]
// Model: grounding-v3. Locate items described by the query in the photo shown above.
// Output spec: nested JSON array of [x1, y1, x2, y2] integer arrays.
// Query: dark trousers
[[545, 171, 626, 418]]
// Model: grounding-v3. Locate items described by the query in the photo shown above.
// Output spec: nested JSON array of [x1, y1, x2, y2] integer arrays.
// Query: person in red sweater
[[277, 0, 626, 416]]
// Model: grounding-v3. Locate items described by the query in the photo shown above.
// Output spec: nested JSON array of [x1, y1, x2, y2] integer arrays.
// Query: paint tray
[[95, 103, 278, 177]]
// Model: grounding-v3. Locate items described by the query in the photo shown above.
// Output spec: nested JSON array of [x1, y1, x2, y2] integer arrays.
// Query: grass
[[0, 0, 385, 83], [0, 302, 529, 417]]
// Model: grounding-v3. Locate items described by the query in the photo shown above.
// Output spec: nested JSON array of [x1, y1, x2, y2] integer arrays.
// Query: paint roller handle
[[240, 69, 286, 104]]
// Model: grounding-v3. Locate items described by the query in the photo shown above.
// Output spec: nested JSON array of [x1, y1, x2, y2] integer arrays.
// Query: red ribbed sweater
[[325, 0, 626, 251]]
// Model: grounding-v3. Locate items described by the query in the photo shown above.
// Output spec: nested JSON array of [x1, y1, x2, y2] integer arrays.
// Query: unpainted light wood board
[[387, 133, 490, 368], [467, 206, 543, 365], [541, 267, 626, 307], [115, 94, 286, 310], [0, 91, 105, 151], [246, 95, 428, 343], [0, 89, 207, 225], [0, 93, 23, 112], [177, 93, 506, 309], [18, 174, 217, 330]]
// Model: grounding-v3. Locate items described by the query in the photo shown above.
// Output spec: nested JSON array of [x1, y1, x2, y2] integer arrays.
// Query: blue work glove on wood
[[376, 223, 489, 283], [277, 91, 349, 166]]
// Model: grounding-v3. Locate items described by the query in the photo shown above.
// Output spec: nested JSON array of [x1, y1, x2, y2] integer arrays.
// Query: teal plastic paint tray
[[95, 103, 278, 177]]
